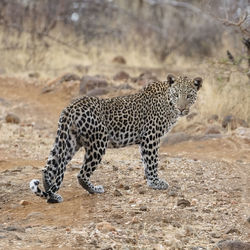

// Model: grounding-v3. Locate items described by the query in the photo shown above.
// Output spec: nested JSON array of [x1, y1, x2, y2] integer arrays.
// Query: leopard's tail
[[29, 179, 48, 199]]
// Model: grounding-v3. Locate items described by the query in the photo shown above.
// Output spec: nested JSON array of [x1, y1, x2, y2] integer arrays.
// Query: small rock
[[114, 189, 123, 197], [225, 228, 240, 234], [112, 213, 123, 219], [138, 189, 146, 194], [207, 114, 219, 123], [191, 199, 198, 206], [222, 115, 237, 130], [162, 217, 172, 224], [116, 83, 133, 90], [79, 75, 108, 95], [139, 205, 147, 211], [4, 226, 25, 233], [5, 113, 20, 124], [124, 185, 130, 190], [202, 208, 211, 213], [184, 225, 194, 236], [131, 216, 139, 224], [112, 166, 118, 171], [125, 237, 137, 244], [28, 72, 40, 78], [102, 247, 113, 250], [112, 56, 126, 64], [168, 190, 177, 197], [211, 232, 221, 238], [86, 87, 110, 96], [96, 222, 116, 233], [177, 199, 191, 208], [19, 200, 31, 206], [215, 240, 250, 250], [113, 71, 130, 81], [135, 71, 158, 86], [172, 222, 181, 228], [15, 235, 22, 240], [205, 125, 221, 135], [59, 73, 80, 83]]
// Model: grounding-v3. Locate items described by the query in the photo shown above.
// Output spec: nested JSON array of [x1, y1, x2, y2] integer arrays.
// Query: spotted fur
[[30, 74, 202, 203]]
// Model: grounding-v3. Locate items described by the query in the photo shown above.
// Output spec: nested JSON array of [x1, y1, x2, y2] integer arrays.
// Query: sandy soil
[[0, 77, 249, 249]]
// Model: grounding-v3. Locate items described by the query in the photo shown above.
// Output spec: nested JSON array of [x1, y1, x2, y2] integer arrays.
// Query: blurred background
[[0, 0, 249, 125]]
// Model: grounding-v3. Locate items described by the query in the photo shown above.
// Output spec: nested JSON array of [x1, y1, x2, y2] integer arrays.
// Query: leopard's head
[[167, 74, 202, 116]]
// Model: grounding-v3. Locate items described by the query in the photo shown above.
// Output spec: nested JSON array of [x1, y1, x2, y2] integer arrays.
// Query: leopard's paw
[[47, 193, 63, 203], [147, 178, 169, 190]]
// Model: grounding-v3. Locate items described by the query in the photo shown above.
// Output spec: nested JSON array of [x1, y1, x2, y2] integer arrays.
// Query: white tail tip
[[30, 179, 40, 193]]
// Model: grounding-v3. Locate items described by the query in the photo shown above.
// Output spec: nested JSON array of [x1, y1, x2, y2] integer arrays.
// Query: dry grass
[[198, 62, 250, 124], [0, 29, 249, 125]]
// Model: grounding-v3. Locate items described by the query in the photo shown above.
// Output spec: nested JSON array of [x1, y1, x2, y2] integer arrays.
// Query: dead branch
[[215, 12, 250, 36]]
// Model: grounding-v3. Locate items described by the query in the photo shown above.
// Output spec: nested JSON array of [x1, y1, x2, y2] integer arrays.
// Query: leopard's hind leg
[[77, 125, 108, 194], [42, 109, 80, 203]]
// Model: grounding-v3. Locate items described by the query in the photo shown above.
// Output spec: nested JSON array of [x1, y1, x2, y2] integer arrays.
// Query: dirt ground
[[0, 76, 249, 249]]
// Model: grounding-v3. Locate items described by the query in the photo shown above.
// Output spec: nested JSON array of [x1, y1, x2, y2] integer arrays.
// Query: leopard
[[30, 74, 202, 203]]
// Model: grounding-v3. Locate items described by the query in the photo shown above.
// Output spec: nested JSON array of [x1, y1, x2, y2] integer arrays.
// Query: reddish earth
[[0, 77, 249, 249]]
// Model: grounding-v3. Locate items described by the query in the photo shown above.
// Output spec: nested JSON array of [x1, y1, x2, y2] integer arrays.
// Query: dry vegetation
[[0, 0, 250, 249]]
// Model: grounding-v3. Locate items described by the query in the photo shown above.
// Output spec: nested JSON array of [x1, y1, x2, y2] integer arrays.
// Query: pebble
[[4, 226, 25, 233], [114, 189, 123, 197], [5, 113, 20, 124], [19, 200, 31, 206], [225, 227, 240, 234], [177, 199, 191, 207], [112, 166, 118, 171], [168, 190, 177, 197], [124, 185, 130, 190], [138, 189, 146, 194], [139, 206, 147, 211], [101, 247, 113, 250], [96, 222, 116, 233], [191, 199, 198, 206], [215, 240, 250, 250], [162, 217, 172, 224], [211, 232, 220, 238], [112, 213, 123, 219], [131, 217, 139, 224]]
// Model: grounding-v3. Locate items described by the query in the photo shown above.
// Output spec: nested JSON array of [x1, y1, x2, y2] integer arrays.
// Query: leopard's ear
[[193, 77, 202, 91], [167, 74, 176, 86]]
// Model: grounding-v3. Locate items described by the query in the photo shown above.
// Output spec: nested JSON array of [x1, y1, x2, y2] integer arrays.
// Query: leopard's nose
[[178, 107, 185, 113]]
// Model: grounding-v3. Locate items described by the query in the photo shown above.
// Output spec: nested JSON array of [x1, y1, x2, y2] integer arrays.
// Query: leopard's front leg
[[140, 137, 169, 190]]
